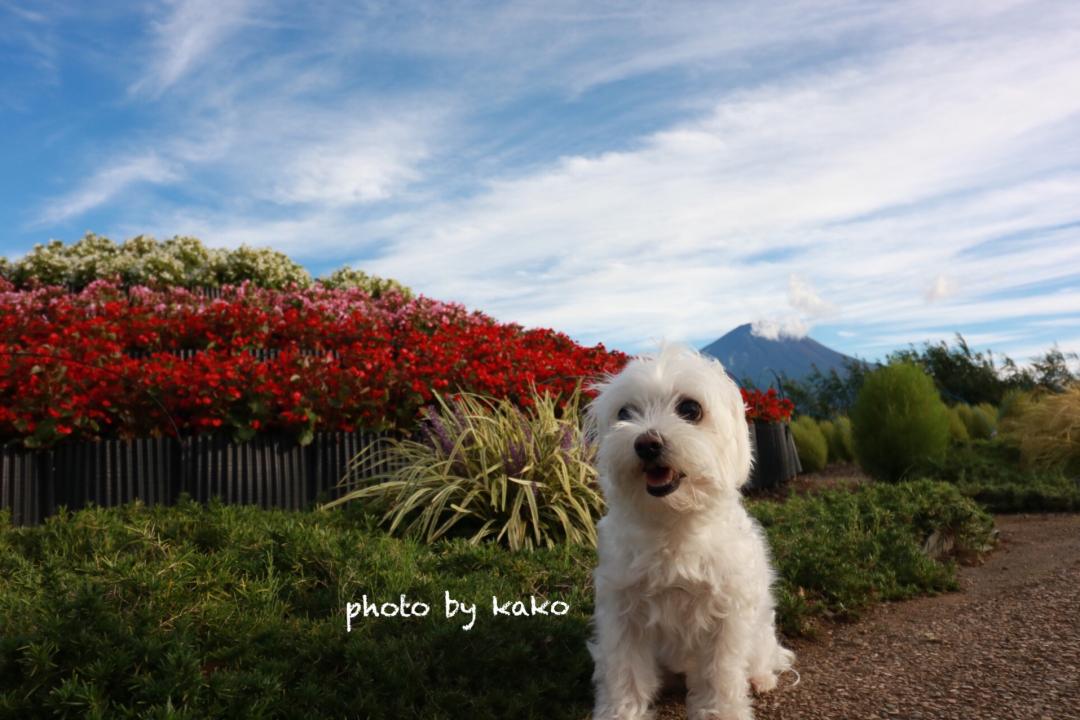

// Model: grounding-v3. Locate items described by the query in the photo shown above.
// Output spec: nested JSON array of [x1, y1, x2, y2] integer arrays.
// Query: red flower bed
[[741, 387, 795, 423], [0, 278, 796, 447], [0, 280, 627, 447]]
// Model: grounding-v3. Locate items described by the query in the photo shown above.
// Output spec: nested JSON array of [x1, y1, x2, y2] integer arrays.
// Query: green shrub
[[0, 500, 597, 720], [8, 233, 313, 290], [947, 406, 971, 444], [210, 243, 312, 289], [954, 401, 998, 440], [920, 440, 1080, 513], [318, 266, 413, 299], [751, 479, 994, 635], [818, 419, 835, 458], [4, 233, 410, 295], [998, 388, 1033, 419], [851, 362, 951, 482], [321, 388, 601, 550], [819, 416, 855, 462], [975, 402, 997, 422], [835, 416, 855, 461], [0, 480, 993, 717], [791, 416, 828, 472], [955, 403, 975, 435], [969, 403, 997, 440]]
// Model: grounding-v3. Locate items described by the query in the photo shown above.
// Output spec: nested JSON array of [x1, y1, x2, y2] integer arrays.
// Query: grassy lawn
[[0, 480, 993, 719]]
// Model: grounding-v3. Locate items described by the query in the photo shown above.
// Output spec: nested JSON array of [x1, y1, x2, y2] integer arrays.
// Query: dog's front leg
[[590, 602, 660, 720], [685, 617, 754, 720]]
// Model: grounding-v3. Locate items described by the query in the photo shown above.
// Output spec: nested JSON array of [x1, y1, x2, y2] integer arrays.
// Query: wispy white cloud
[[36, 154, 180, 225], [788, 275, 835, 318], [131, 0, 255, 96], [255, 109, 440, 207]]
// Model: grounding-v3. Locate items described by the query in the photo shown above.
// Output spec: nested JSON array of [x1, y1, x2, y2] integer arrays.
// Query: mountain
[[701, 323, 855, 387]]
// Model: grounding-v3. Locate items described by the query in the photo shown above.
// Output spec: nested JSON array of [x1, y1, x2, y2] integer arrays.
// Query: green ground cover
[[0, 480, 993, 719]]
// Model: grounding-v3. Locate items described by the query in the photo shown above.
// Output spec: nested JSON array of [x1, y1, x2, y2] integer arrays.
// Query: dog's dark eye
[[617, 405, 636, 422], [676, 398, 703, 423]]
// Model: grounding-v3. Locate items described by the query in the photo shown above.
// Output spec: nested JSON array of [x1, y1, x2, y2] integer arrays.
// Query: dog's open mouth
[[644, 465, 684, 497]]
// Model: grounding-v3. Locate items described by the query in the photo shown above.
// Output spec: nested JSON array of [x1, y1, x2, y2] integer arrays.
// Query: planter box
[[46, 436, 180, 514], [311, 430, 397, 503], [0, 431, 392, 526], [747, 420, 801, 490], [187, 433, 308, 510], [1, 445, 42, 526]]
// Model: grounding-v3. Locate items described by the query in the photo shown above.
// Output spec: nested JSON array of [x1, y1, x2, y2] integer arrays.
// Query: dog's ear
[[702, 355, 754, 491], [583, 377, 610, 446]]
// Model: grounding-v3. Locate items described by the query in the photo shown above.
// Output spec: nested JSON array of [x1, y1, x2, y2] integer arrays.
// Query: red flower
[[741, 387, 795, 423], [0, 280, 629, 446]]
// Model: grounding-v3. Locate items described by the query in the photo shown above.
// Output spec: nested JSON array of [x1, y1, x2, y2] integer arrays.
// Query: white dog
[[587, 345, 794, 720]]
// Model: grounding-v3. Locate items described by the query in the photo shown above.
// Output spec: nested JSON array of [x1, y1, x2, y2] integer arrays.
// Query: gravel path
[[657, 513, 1080, 720]]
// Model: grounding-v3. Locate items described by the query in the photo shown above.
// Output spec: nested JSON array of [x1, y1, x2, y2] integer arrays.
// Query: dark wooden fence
[[0, 431, 394, 526]]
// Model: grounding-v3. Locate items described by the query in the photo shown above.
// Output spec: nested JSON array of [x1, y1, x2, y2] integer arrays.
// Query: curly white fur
[[587, 345, 794, 720]]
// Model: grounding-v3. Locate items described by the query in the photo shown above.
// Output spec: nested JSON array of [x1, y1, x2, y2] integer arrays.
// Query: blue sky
[[3, 1, 1079, 364]]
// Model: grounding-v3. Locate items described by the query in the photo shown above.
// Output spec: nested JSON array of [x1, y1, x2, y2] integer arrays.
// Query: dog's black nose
[[634, 431, 664, 461]]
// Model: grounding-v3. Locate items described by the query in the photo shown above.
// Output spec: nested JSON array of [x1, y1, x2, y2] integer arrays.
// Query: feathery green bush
[[835, 416, 855, 461], [817, 419, 835, 457], [819, 417, 855, 463], [851, 362, 950, 482], [791, 416, 828, 473], [954, 403, 974, 434], [969, 403, 997, 440], [947, 406, 971, 444]]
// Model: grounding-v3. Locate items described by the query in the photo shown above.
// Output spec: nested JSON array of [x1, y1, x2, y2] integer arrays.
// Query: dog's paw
[[592, 700, 655, 720], [749, 672, 777, 693], [688, 697, 753, 720], [688, 708, 752, 720]]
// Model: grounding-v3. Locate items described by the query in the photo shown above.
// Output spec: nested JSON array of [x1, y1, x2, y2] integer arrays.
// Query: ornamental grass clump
[[1009, 385, 1080, 476], [791, 416, 828, 472], [322, 387, 602, 550], [851, 362, 950, 483], [999, 388, 1035, 423]]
